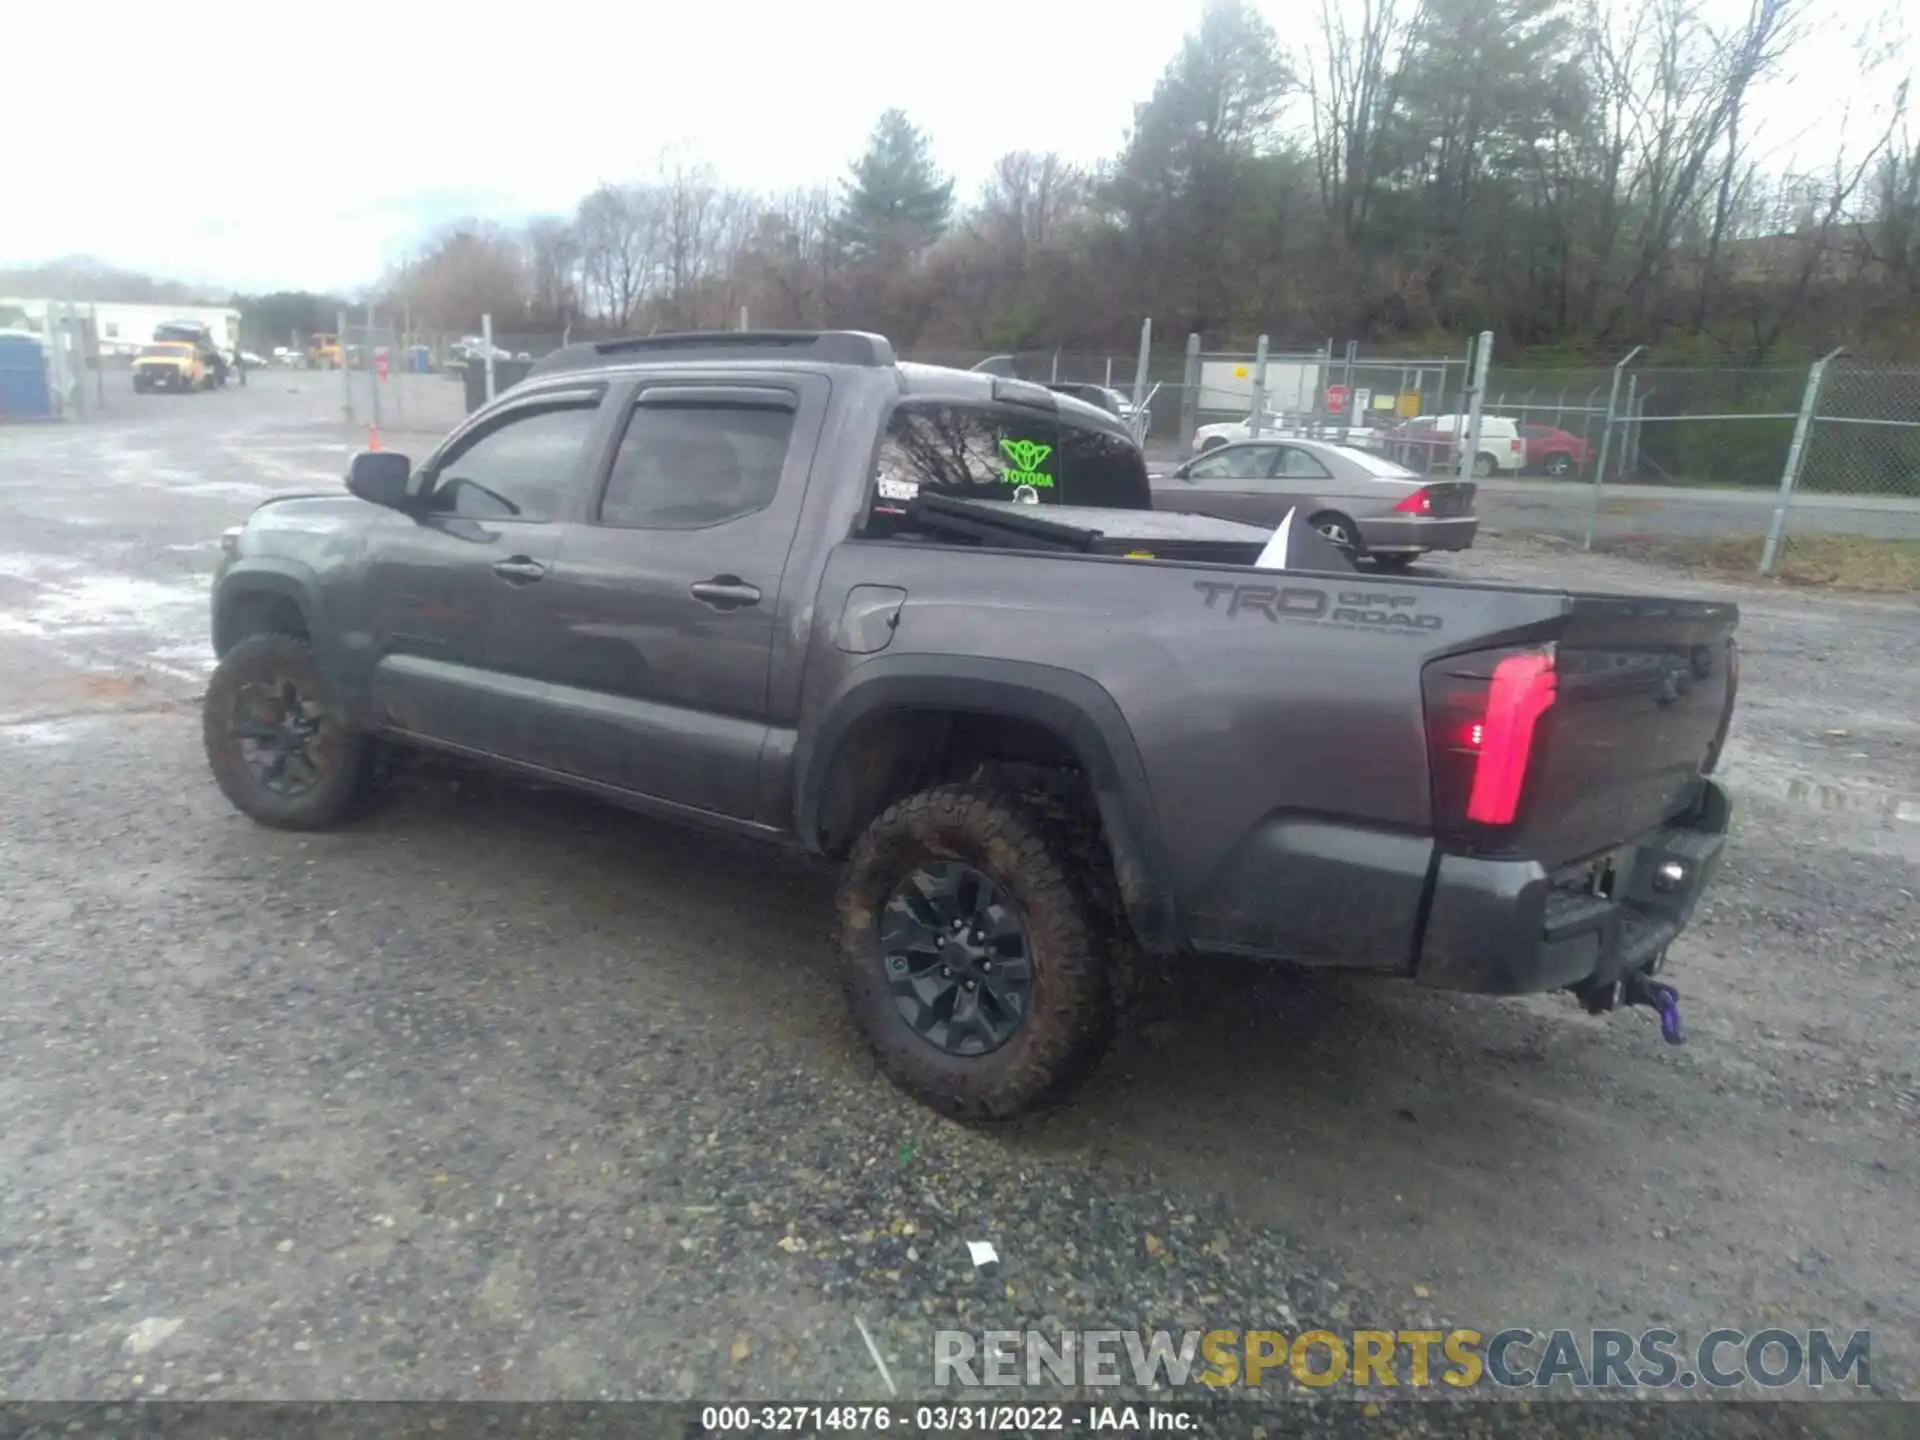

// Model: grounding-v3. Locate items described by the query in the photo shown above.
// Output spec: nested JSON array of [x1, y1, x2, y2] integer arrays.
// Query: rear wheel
[[1472, 452, 1497, 478], [1310, 511, 1365, 557], [202, 632, 372, 830], [837, 784, 1116, 1121]]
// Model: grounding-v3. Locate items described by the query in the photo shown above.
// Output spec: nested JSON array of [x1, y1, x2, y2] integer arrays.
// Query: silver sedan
[[1150, 437, 1479, 569]]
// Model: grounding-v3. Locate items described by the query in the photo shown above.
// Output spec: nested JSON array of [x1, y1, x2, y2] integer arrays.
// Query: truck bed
[[809, 533, 1735, 983]]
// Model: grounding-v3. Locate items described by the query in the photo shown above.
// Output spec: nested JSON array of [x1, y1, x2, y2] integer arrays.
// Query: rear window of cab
[[871, 401, 1149, 526]]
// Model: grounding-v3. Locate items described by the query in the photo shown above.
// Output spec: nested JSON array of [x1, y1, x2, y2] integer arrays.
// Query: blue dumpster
[[408, 344, 432, 373], [0, 332, 51, 420]]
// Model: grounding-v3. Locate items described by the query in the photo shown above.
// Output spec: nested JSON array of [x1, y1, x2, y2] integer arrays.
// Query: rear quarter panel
[[799, 542, 1574, 957]]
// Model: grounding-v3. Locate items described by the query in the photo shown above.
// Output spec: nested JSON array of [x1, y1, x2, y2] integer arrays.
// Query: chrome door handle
[[491, 556, 547, 584], [689, 577, 761, 610]]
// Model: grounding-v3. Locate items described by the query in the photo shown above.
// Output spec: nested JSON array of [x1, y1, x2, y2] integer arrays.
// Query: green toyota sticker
[[998, 437, 1055, 488]]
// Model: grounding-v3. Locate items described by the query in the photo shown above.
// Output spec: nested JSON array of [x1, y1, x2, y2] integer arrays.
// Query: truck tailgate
[[1432, 592, 1738, 869]]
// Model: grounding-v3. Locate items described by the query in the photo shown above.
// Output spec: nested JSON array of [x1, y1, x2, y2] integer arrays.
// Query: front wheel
[[1542, 452, 1574, 477], [837, 784, 1116, 1121], [202, 632, 372, 830]]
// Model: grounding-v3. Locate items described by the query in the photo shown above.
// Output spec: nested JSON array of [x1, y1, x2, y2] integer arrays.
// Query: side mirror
[[347, 451, 414, 510]]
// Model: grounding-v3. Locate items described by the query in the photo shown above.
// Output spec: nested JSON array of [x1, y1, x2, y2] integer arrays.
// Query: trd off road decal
[[998, 438, 1055, 490], [1194, 580, 1446, 635]]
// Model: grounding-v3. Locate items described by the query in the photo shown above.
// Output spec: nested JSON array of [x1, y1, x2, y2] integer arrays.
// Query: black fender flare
[[795, 655, 1184, 954], [211, 561, 328, 659]]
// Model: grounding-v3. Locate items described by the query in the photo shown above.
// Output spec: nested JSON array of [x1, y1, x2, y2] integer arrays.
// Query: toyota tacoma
[[201, 330, 1739, 1120]]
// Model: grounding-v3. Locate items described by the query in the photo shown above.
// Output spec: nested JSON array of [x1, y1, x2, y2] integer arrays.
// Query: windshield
[[140, 343, 191, 358]]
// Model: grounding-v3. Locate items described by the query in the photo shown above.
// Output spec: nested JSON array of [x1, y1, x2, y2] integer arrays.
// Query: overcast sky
[[6, 0, 1908, 295]]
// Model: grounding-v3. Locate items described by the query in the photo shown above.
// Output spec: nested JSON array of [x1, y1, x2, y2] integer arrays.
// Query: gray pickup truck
[[202, 330, 1739, 1120]]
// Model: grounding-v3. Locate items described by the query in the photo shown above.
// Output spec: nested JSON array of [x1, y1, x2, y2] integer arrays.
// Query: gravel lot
[[1, 372, 1916, 1428]]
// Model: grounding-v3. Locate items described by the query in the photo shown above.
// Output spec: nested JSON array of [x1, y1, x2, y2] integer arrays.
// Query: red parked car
[[1520, 423, 1597, 476]]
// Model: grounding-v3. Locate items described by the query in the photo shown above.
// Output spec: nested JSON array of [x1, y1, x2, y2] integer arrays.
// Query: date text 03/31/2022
[[698, 1404, 1194, 1432]]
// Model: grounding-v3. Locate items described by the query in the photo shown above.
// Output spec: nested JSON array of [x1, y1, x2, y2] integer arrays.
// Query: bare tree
[[973, 152, 1088, 255], [524, 216, 580, 327], [657, 150, 721, 324], [1309, 0, 1425, 250], [393, 221, 528, 333], [1708, 77, 1906, 359], [1604, 0, 1805, 334], [735, 185, 839, 327], [574, 183, 665, 327]]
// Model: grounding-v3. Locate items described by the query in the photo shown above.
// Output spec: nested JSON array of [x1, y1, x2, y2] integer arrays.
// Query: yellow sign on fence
[[1396, 391, 1422, 418]]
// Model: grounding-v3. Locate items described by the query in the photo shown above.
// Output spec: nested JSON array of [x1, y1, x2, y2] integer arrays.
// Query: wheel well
[[815, 708, 1093, 860], [215, 589, 308, 656]]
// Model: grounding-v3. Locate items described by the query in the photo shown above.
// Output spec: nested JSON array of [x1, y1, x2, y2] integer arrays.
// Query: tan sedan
[[1151, 437, 1479, 569]]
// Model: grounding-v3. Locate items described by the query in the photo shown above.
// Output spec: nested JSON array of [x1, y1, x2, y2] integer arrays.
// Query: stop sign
[[1326, 384, 1348, 414]]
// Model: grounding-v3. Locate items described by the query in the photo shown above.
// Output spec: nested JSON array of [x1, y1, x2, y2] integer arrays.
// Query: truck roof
[[517, 329, 1133, 441]]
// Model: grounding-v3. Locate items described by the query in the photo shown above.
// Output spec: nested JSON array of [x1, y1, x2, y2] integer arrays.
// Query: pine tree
[[837, 109, 955, 261]]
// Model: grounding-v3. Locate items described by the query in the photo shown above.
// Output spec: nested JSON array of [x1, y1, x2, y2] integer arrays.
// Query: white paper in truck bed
[[1253, 506, 1356, 572]]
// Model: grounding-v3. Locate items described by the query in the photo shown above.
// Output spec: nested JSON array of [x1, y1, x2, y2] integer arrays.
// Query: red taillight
[[1465, 651, 1558, 824], [1393, 486, 1434, 514], [1423, 645, 1559, 834]]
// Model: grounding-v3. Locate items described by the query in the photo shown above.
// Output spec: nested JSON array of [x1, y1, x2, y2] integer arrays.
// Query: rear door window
[[1273, 446, 1333, 480], [599, 392, 797, 530]]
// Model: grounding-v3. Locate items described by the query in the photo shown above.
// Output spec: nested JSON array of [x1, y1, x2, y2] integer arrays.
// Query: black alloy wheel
[[231, 674, 332, 797], [880, 861, 1036, 1056], [202, 631, 373, 830]]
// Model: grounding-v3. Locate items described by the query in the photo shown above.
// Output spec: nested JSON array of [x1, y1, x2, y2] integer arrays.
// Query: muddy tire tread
[[837, 783, 1117, 1122]]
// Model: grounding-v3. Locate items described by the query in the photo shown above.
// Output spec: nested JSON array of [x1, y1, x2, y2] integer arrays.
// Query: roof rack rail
[[527, 329, 895, 378]]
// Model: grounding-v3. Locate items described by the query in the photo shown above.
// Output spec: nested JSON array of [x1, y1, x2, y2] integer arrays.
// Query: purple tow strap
[[1649, 981, 1685, 1045]]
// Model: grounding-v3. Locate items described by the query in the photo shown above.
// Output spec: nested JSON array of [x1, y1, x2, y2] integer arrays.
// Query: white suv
[[1393, 414, 1525, 477]]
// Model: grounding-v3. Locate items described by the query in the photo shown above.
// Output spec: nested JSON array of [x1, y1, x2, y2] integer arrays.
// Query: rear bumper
[[1180, 780, 1732, 996], [1414, 780, 1732, 995], [1361, 515, 1479, 554]]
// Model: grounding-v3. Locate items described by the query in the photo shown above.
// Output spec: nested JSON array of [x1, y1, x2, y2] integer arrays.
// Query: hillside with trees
[[15, 0, 1914, 365], [373, 0, 1918, 363]]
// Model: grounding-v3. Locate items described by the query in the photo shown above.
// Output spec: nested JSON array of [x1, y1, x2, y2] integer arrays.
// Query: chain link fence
[[320, 314, 1919, 586], [331, 320, 476, 437], [1798, 365, 1920, 496], [1764, 360, 1920, 584]]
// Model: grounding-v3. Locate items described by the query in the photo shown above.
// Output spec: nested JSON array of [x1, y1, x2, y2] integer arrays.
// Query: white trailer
[[0, 299, 241, 359]]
